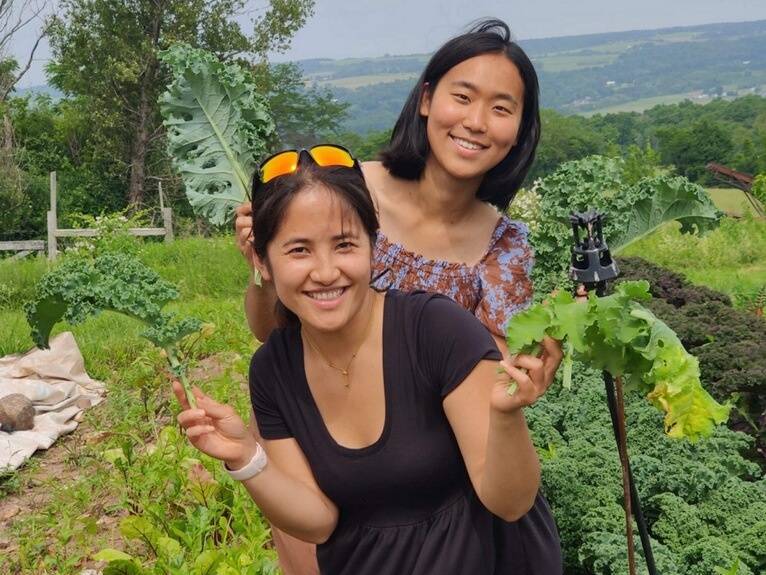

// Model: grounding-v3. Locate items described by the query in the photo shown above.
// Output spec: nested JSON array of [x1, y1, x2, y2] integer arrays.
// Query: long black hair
[[379, 18, 540, 211]]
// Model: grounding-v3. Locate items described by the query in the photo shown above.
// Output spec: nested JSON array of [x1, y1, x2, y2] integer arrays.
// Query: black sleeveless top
[[250, 290, 562, 574]]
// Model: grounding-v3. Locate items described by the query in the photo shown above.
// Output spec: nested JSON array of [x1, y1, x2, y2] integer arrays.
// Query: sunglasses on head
[[253, 144, 361, 191]]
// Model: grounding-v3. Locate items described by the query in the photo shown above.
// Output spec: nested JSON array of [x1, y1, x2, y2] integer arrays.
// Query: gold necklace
[[302, 297, 376, 388]]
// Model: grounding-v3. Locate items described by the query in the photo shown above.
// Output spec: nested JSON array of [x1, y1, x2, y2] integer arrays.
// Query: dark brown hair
[[250, 162, 379, 325]]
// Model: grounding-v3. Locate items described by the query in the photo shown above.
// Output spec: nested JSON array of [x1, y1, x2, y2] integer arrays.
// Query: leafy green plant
[[24, 252, 202, 405], [506, 184, 542, 233], [506, 280, 729, 440], [618, 257, 766, 463], [530, 155, 722, 294], [64, 210, 148, 257], [95, 425, 279, 575], [526, 365, 765, 575], [159, 44, 275, 227]]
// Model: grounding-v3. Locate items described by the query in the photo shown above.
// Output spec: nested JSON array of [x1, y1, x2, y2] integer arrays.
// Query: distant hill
[[13, 84, 63, 100], [296, 19, 766, 134]]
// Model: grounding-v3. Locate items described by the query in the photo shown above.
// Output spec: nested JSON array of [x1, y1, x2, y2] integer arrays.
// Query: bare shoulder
[[361, 161, 387, 192], [361, 160, 411, 213], [476, 202, 504, 233]]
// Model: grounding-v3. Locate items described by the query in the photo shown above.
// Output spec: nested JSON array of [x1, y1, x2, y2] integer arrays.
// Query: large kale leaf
[[25, 253, 201, 349], [159, 44, 275, 226]]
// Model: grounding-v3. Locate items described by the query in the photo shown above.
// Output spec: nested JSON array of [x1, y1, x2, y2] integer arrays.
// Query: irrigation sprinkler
[[569, 210, 658, 575]]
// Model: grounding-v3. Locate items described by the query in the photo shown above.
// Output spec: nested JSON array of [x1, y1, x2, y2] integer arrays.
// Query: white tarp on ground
[[0, 332, 105, 471]]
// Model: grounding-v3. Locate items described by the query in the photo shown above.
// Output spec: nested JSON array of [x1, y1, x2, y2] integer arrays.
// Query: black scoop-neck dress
[[250, 290, 562, 574]]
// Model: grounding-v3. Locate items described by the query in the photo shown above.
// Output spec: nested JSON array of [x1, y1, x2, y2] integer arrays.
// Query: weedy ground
[[0, 238, 278, 574], [620, 213, 766, 309], [0, 215, 764, 574]]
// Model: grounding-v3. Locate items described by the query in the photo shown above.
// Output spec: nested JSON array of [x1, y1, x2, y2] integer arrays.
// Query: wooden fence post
[[47, 171, 57, 261], [158, 180, 173, 243], [162, 207, 173, 243]]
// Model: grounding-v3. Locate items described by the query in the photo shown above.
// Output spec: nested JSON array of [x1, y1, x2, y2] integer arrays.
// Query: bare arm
[[237, 437, 339, 544], [245, 280, 279, 342], [235, 202, 280, 342], [175, 383, 338, 543], [442, 337, 562, 521]]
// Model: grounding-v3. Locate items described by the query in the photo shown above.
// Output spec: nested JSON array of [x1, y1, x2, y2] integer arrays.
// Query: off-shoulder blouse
[[371, 215, 534, 337]]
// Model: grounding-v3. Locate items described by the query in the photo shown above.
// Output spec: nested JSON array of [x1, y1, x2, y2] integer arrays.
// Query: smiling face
[[419, 52, 525, 185], [258, 184, 374, 334]]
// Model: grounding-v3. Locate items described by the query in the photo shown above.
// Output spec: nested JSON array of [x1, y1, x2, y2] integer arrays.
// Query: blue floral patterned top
[[371, 215, 534, 337]]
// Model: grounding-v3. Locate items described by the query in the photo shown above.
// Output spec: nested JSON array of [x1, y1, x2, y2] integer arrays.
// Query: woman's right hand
[[173, 381, 259, 469], [235, 202, 255, 270]]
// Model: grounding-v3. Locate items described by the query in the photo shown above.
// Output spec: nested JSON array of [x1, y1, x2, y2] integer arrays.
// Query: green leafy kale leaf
[[506, 280, 730, 441], [531, 156, 722, 294], [24, 253, 201, 349], [25, 253, 202, 406], [159, 44, 275, 226]]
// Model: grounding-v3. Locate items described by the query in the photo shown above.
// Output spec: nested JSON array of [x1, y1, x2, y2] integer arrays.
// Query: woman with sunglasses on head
[[179, 148, 560, 575], [235, 18, 563, 575]]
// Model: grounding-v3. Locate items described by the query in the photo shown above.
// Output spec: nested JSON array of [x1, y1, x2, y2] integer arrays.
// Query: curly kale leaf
[[24, 253, 198, 350], [529, 366, 764, 574], [530, 155, 722, 294], [142, 314, 202, 350]]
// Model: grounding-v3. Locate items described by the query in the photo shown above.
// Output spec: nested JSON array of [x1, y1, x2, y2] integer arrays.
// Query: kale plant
[[527, 366, 765, 575], [530, 155, 722, 295], [618, 257, 766, 463], [159, 44, 275, 227], [506, 280, 730, 441], [25, 253, 202, 405]]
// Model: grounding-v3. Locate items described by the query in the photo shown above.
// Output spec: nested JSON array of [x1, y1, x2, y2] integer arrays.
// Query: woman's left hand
[[491, 336, 563, 413]]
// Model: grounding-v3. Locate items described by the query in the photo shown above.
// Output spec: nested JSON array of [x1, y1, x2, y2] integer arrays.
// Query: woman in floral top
[[235, 18, 563, 575]]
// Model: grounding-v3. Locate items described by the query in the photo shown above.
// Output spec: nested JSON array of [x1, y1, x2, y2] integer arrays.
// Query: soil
[[0, 352, 245, 574], [0, 417, 128, 573]]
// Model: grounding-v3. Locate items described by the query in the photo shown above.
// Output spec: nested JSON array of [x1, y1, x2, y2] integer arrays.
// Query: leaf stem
[[165, 347, 196, 408]]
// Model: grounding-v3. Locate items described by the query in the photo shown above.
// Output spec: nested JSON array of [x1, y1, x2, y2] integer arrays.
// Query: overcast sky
[[6, 0, 766, 88]]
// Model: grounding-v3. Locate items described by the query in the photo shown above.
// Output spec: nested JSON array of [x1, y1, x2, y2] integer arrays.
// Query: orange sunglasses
[[254, 144, 361, 191]]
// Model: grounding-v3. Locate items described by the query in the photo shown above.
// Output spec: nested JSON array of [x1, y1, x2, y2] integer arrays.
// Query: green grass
[[619, 214, 766, 307], [707, 187, 764, 217], [582, 92, 711, 116]]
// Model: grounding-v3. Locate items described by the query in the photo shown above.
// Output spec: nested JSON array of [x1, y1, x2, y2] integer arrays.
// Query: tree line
[[0, 0, 346, 241], [1, 1, 765, 243]]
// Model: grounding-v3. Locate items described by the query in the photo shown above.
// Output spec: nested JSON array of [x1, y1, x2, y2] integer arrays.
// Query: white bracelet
[[224, 443, 268, 481]]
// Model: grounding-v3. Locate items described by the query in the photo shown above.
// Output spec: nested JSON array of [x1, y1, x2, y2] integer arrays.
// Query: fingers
[[236, 218, 253, 249], [235, 202, 252, 218], [177, 404, 211, 427], [172, 380, 190, 410], [540, 336, 564, 363], [509, 354, 544, 372], [194, 388, 237, 421], [234, 202, 254, 258], [541, 335, 562, 350], [184, 423, 216, 439], [499, 360, 539, 393]]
